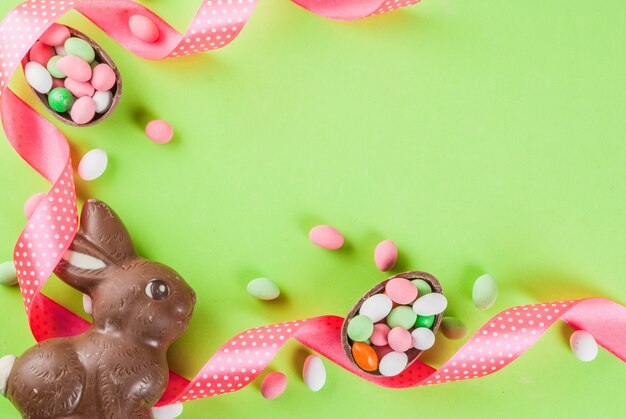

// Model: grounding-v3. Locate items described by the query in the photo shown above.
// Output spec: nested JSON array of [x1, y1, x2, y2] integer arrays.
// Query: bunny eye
[[145, 279, 170, 301]]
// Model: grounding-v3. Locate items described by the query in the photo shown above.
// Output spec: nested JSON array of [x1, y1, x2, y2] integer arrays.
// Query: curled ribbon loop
[[1, 0, 624, 407]]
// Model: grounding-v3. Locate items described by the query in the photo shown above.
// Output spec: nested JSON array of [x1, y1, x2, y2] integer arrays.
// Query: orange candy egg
[[351, 342, 379, 371]]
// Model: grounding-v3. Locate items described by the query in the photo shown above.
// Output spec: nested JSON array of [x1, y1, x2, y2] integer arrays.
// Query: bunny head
[[55, 199, 196, 347]]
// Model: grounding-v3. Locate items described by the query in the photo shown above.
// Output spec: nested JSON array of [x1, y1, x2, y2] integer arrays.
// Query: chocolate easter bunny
[[0, 199, 196, 418]]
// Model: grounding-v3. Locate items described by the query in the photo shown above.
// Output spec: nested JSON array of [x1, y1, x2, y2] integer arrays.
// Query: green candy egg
[[386, 306, 417, 329], [90, 60, 100, 70], [415, 314, 435, 329], [246, 277, 280, 300], [0, 261, 17, 286], [347, 315, 374, 342], [64, 37, 95, 63], [46, 55, 66, 79], [412, 279, 432, 297], [48, 88, 74, 113]]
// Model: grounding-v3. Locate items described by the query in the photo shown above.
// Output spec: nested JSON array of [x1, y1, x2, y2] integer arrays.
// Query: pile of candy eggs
[[341, 272, 447, 377], [23, 23, 121, 126]]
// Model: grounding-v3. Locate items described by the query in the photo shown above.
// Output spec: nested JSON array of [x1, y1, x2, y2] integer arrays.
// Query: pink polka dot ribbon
[[1, 0, 625, 408]]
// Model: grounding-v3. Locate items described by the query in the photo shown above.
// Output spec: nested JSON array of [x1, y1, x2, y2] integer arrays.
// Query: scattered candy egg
[[93, 90, 113, 114], [309, 225, 344, 250], [351, 342, 378, 371], [64, 37, 96, 63], [378, 351, 407, 377], [47, 87, 74, 113], [70, 97, 97, 124], [260, 372, 287, 400], [570, 330, 598, 362], [302, 355, 326, 392], [152, 403, 183, 419], [56, 55, 92, 82], [347, 315, 374, 342], [358, 293, 392, 322], [414, 314, 435, 329], [246, 277, 280, 300], [129, 14, 160, 43], [145, 119, 174, 144], [23, 192, 46, 218], [0, 261, 17, 286], [472, 274, 498, 310], [28, 41, 55, 67], [91, 63, 116, 91], [78, 148, 108, 181], [374, 240, 398, 272], [46, 55, 66, 79], [388, 327, 412, 352], [412, 279, 432, 296], [385, 277, 418, 305], [25, 62, 53, 94], [370, 323, 391, 346], [412, 293, 448, 316], [386, 306, 417, 329], [411, 327, 436, 350], [441, 317, 468, 340], [39, 23, 71, 47], [64, 78, 95, 98], [83, 294, 93, 316]]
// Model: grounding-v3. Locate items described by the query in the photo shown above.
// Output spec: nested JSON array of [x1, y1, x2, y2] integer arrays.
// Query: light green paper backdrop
[[0, 0, 624, 418]]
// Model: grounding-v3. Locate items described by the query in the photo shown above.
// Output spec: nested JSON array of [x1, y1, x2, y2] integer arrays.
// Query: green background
[[1, 0, 625, 417]]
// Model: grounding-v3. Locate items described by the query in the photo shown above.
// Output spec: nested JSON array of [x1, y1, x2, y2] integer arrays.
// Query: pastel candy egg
[[39, 23, 71, 46], [570, 330, 598, 362], [52, 77, 65, 88], [412, 293, 448, 316], [23, 192, 46, 218], [47, 87, 74, 113], [347, 315, 374, 342], [25, 62, 52, 94], [0, 261, 18, 286], [78, 149, 108, 181], [64, 37, 96, 63], [309, 225, 344, 250], [374, 240, 398, 272], [129, 14, 160, 43], [145, 120, 174, 144], [57, 55, 92, 82], [93, 90, 113, 114], [83, 294, 93, 316], [70, 97, 97, 124], [152, 403, 183, 419], [54, 45, 67, 56], [91, 63, 116, 91], [387, 327, 412, 352], [351, 342, 378, 371], [358, 293, 392, 322], [260, 372, 287, 400], [412, 279, 432, 296], [472, 274, 498, 310], [378, 351, 408, 377], [385, 277, 418, 305], [411, 327, 436, 350], [29, 41, 55, 67], [370, 323, 391, 346], [302, 355, 326, 392], [414, 315, 435, 329], [64, 78, 95, 98], [373, 344, 393, 360], [441, 317, 468, 340], [46, 56, 66, 79], [246, 277, 280, 300], [386, 306, 417, 329]]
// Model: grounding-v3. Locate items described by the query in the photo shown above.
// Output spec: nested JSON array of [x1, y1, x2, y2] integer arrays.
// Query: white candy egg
[[78, 149, 108, 181], [303, 355, 326, 392], [412, 293, 448, 316], [25, 62, 53, 94], [411, 327, 436, 350], [570, 330, 598, 362], [82, 294, 93, 316], [378, 351, 408, 377], [472, 274, 498, 310], [152, 403, 183, 419], [93, 90, 113, 114], [359, 294, 392, 323]]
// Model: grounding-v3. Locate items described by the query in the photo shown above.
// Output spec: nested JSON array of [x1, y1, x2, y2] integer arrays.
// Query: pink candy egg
[[129, 14, 160, 43], [52, 77, 65, 88], [91, 63, 116, 91], [374, 240, 398, 272], [309, 225, 344, 250], [370, 323, 391, 346], [24, 192, 46, 218], [373, 345, 393, 360], [65, 78, 95, 98], [28, 41, 55, 67], [145, 120, 174, 144], [388, 327, 412, 352], [39, 23, 71, 47], [56, 55, 92, 82], [70, 97, 97, 125], [260, 372, 287, 400], [385, 277, 418, 305]]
